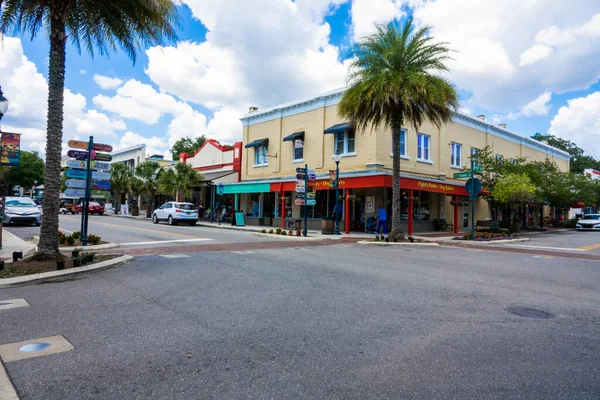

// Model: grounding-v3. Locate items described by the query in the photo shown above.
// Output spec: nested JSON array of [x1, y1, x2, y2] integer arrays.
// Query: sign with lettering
[[296, 186, 305, 193], [296, 193, 305, 199], [296, 167, 306, 173], [453, 171, 470, 179], [65, 169, 111, 181], [295, 199, 316, 206], [416, 180, 457, 194], [66, 179, 111, 190], [67, 150, 112, 161], [63, 189, 86, 198], [68, 140, 113, 152], [66, 160, 111, 171]]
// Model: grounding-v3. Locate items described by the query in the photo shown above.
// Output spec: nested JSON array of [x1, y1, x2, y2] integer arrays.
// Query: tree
[[134, 161, 162, 217], [171, 136, 207, 161], [1, 0, 178, 257], [338, 20, 458, 240], [110, 163, 132, 214], [6, 150, 45, 192], [531, 133, 599, 173], [159, 163, 202, 202], [493, 173, 537, 226]]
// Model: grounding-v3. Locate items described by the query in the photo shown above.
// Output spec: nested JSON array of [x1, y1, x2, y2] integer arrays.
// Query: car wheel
[[168, 215, 175, 225], [152, 214, 159, 224]]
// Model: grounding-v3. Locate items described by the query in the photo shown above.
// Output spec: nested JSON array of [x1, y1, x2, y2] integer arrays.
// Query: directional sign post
[[466, 157, 483, 240], [217, 184, 224, 225]]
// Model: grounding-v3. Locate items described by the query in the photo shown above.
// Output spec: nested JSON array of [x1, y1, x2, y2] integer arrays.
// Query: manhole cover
[[18, 343, 51, 352], [506, 307, 555, 319], [0, 301, 14, 306]]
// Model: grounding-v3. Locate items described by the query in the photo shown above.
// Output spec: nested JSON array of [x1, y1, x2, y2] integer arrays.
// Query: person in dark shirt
[[376, 205, 387, 234]]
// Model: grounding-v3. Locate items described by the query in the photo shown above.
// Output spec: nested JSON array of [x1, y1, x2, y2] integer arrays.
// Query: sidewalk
[[0, 230, 37, 262]]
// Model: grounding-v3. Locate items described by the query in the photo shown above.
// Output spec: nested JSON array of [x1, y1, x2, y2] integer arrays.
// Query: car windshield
[[175, 203, 195, 210], [6, 200, 37, 208], [584, 215, 600, 220]]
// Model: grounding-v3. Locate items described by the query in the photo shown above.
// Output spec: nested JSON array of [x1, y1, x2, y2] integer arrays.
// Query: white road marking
[[534, 255, 554, 259], [120, 238, 213, 246], [159, 254, 191, 259], [231, 250, 255, 254], [501, 244, 584, 252]]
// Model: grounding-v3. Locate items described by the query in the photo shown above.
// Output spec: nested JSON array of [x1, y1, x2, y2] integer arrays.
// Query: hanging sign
[[65, 179, 86, 189], [0, 132, 21, 167], [65, 169, 111, 181], [91, 181, 111, 190], [63, 189, 86, 198], [66, 160, 111, 171], [67, 149, 112, 161], [68, 140, 113, 152]]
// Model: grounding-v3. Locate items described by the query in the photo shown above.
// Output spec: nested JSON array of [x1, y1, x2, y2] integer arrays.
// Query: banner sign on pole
[[0, 132, 21, 167]]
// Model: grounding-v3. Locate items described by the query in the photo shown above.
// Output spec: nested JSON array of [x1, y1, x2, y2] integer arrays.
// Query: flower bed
[[455, 232, 517, 241], [58, 230, 104, 246]]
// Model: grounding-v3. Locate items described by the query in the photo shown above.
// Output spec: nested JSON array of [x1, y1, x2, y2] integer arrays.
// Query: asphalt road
[[496, 230, 600, 255], [5, 214, 287, 249], [1, 243, 599, 399]]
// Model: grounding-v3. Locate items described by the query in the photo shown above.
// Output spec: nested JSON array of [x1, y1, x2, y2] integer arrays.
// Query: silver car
[[152, 202, 198, 226], [4, 197, 42, 226], [576, 214, 600, 231]]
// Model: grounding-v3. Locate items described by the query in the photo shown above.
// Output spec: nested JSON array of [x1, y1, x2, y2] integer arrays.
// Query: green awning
[[324, 122, 350, 134], [245, 138, 268, 148], [283, 131, 304, 142], [222, 183, 271, 194]]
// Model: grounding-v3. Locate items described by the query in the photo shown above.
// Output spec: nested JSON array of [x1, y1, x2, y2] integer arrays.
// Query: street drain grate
[[506, 307, 555, 319], [18, 343, 51, 352], [0, 302, 14, 306]]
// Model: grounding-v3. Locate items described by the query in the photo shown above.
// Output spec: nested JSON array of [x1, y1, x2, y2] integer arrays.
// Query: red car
[[75, 201, 105, 215]]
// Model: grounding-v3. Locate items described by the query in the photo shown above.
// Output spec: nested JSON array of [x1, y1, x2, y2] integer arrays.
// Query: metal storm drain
[[18, 343, 52, 353], [0, 301, 14, 306], [506, 307, 555, 319]]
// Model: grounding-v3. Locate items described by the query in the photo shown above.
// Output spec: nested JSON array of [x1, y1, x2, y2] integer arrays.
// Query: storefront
[[223, 172, 473, 234]]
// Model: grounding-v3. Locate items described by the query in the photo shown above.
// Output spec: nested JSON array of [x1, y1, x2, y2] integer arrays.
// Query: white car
[[4, 197, 42, 226], [152, 202, 198, 226], [576, 214, 600, 231]]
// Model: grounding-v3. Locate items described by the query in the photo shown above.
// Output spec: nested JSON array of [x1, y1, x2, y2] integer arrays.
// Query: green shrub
[[275, 228, 282, 235], [72, 231, 81, 240], [71, 248, 81, 259], [87, 234, 101, 245], [58, 235, 66, 245], [268, 229, 274, 234], [260, 229, 267, 233], [66, 235, 75, 245], [288, 230, 293, 236]]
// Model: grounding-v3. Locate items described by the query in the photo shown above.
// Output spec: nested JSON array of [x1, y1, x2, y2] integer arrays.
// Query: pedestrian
[[198, 201, 204, 219], [332, 201, 342, 224], [376, 205, 387, 234]]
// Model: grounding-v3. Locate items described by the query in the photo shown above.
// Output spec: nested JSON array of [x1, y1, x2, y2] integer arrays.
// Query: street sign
[[453, 171, 471, 179], [296, 193, 305, 199], [296, 174, 305, 180], [67, 150, 112, 161], [91, 181, 111, 190], [295, 199, 316, 206], [306, 186, 314, 192], [466, 178, 482, 198], [66, 160, 111, 171], [296, 167, 306, 173], [63, 188, 86, 198], [295, 180, 305, 187], [306, 192, 316, 199], [65, 179, 111, 190], [295, 199, 304, 206], [65, 169, 111, 181], [68, 140, 113, 152], [296, 186, 305, 193], [217, 183, 224, 196], [474, 165, 483, 173]]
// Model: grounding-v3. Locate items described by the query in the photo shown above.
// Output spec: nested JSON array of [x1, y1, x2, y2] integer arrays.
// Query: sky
[[1, 0, 600, 160]]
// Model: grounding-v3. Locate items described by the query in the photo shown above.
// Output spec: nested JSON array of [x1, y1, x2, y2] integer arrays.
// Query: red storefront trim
[[270, 174, 468, 196]]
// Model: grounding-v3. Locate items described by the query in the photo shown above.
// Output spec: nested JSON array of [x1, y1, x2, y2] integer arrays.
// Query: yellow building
[[222, 88, 569, 233]]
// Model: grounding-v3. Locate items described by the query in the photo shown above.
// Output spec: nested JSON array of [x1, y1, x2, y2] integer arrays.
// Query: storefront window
[[250, 193, 261, 217], [413, 191, 430, 221], [300, 190, 328, 219]]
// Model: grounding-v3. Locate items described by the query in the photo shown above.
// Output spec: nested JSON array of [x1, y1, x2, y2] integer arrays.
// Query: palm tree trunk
[[389, 120, 405, 240], [37, 3, 69, 257]]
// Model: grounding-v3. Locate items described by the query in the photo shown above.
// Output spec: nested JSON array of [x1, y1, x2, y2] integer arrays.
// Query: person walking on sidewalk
[[376, 205, 387, 235]]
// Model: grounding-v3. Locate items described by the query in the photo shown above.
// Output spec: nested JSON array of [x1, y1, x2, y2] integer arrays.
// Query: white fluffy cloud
[[409, 1, 600, 111], [548, 92, 600, 158], [113, 131, 169, 158], [350, 0, 404, 42], [93, 75, 124, 90]]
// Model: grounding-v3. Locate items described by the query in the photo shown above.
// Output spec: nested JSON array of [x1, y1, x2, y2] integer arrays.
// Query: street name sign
[[65, 169, 111, 181], [68, 140, 113, 152], [474, 165, 483, 173], [64, 188, 86, 197], [296, 186, 305, 193], [296, 193, 305, 199], [453, 171, 471, 179], [67, 150, 112, 161], [295, 199, 316, 206]]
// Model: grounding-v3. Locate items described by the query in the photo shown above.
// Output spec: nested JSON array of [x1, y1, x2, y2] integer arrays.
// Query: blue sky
[[1, 0, 600, 158]]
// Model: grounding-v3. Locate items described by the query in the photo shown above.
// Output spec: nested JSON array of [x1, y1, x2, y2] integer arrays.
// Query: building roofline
[[110, 144, 146, 156], [240, 88, 571, 161]]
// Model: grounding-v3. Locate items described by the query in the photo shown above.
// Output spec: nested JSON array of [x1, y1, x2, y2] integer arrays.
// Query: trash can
[[131, 207, 139, 217], [321, 217, 334, 234]]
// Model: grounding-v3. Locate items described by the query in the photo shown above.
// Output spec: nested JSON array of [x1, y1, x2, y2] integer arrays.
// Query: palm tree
[[338, 20, 458, 240], [110, 163, 132, 214], [0, 1, 178, 257], [159, 163, 202, 202], [134, 161, 162, 217]]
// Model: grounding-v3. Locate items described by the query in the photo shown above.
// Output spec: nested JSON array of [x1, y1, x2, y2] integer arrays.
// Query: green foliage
[[492, 174, 537, 204], [170, 136, 207, 161], [275, 228, 282, 235], [531, 133, 600, 173], [260, 229, 267, 233], [71, 231, 81, 240], [110, 163, 132, 209], [268, 229, 274, 234], [87, 234, 101, 245], [7, 151, 44, 190], [159, 163, 202, 201], [134, 161, 162, 214], [66, 235, 75, 245]]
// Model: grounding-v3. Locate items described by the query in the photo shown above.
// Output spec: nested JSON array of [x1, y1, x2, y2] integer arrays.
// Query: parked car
[[576, 214, 600, 231], [152, 202, 198, 226], [75, 201, 105, 215], [4, 197, 42, 226]]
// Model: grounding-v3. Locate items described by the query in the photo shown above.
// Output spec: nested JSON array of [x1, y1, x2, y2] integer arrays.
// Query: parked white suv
[[152, 202, 198, 226], [4, 197, 42, 226]]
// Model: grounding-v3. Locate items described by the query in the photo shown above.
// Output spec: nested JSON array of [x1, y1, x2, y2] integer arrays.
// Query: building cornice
[[240, 88, 570, 161]]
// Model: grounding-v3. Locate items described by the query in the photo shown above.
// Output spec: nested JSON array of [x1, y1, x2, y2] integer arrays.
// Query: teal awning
[[283, 131, 304, 142], [222, 182, 271, 194], [245, 138, 268, 148], [324, 122, 350, 134]]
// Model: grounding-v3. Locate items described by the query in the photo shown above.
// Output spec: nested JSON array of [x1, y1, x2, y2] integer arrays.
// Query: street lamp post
[[0, 86, 9, 250], [332, 153, 342, 235]]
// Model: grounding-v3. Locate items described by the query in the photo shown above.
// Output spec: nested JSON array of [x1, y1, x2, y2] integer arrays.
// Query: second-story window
[[335, 130, 356, 154], [496, 154, 503, 161], [451, 142, 462, 168], [293, 138, 303, 161], [399, 129, 407, 157], [255, 144, 268, 166], [417, 133, 430, 161]]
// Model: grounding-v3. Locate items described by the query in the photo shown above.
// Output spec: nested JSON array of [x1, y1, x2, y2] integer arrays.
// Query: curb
[[451, 238, 531, 245], [0, 358, 18, 400], [32, 236, 120, 252], [2, 230, 37, 263], [252, 232, 338, 241], [357, 240, 439, 246], [0, 255, 133, 288]]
